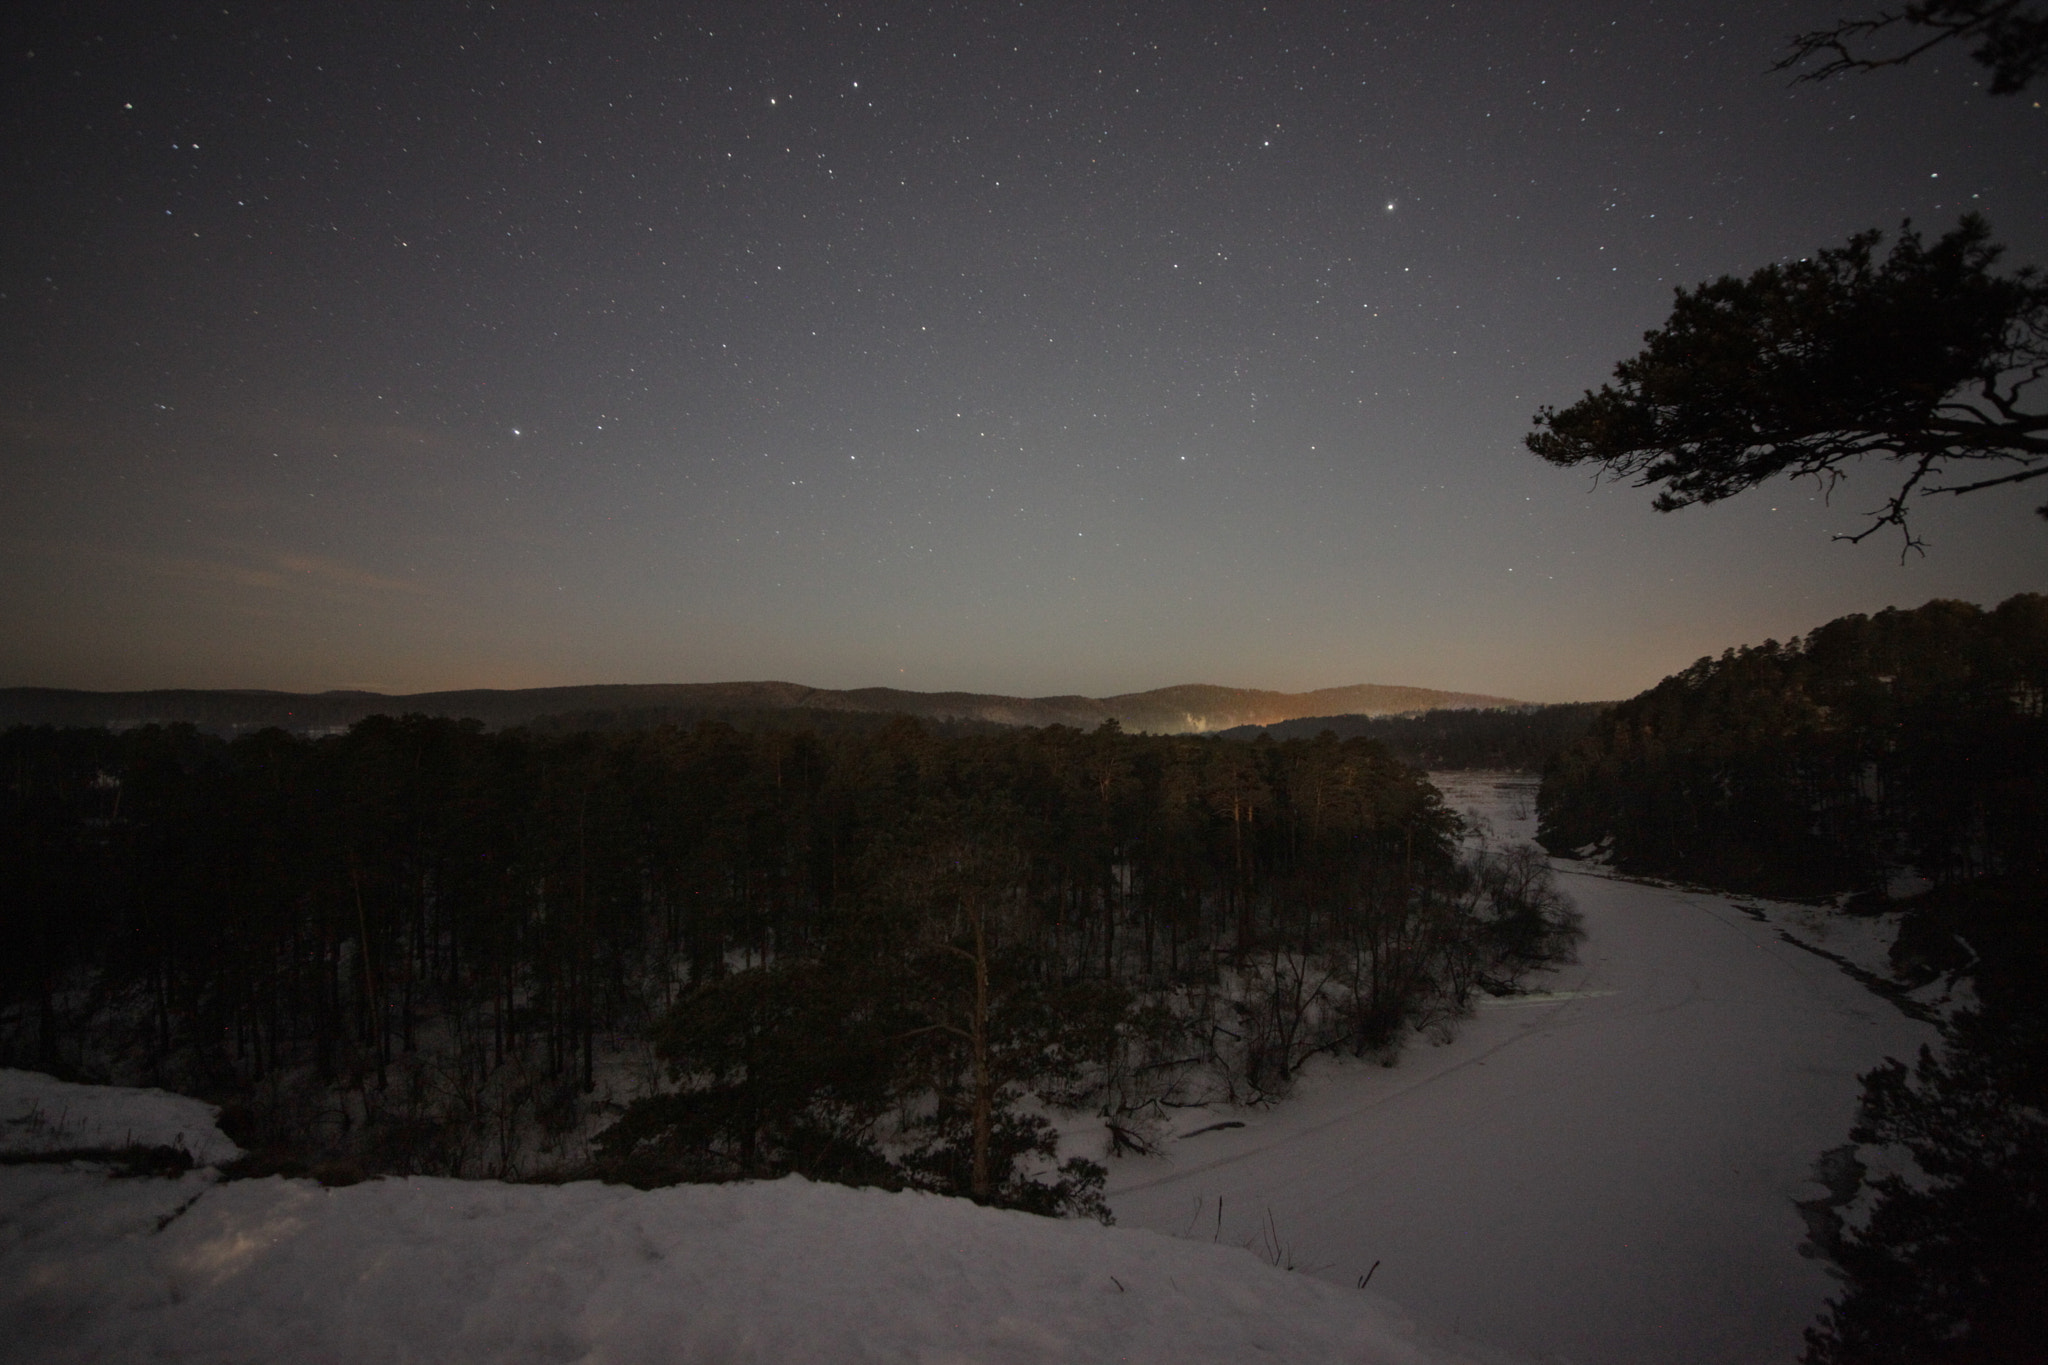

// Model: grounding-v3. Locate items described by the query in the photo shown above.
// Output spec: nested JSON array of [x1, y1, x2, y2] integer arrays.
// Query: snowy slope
[[2, 1069, 243, 1166], [0, 1071, 1517, 1365], [1102, 773, 1936, 1365]]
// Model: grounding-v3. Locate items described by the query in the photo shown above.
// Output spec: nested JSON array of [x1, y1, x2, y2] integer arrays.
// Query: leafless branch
[[1924, 463, 2048, 495], [1776, 2, 2044, 94]]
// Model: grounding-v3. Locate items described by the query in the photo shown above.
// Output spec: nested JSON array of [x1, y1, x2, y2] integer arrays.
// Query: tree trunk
[[970, 903, 992, 1202]]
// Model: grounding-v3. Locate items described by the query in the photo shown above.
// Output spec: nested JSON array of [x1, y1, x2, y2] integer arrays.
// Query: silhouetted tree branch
[[1527, 216, 2048, 551], [1778, 1, 2048, 94]]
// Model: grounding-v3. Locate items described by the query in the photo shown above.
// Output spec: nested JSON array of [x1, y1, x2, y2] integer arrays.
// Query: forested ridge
[[1225, 703, 1607, 771], [1, 717, 1577, 1211], [1537, 593, 2047, 898]]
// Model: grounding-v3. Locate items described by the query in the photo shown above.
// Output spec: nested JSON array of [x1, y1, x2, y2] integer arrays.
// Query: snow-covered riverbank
[[1101, 772, 1939, 1364]]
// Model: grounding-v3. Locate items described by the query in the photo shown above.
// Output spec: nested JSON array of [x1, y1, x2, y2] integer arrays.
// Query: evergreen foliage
[[1537, 593, 2048, 897], [1806, 868, 2048, 1363], [1224, 704, 1607, 771], [1801, 1006, 2048, 1364], [1, 716, 1578, 1212], [1527, 217, 2048, 546]]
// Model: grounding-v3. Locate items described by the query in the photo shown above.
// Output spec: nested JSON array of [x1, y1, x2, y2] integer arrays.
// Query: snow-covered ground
[[0, 1071, 1516, 1363], [1430, 769, 1544, 852], [1100, 772, 1938, 1365], [2, 1070, 243, 1167]]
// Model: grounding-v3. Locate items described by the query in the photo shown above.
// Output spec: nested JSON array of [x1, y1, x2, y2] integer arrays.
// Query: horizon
[[6, 583, 2020, 710], [1, 675, 1536, 703], [4, 4, 2042, 704]]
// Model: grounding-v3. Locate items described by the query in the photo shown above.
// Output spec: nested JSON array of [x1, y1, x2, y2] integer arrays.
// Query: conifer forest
[[1, 718, 1579, 1212], [1538, 594, 2047, 900]]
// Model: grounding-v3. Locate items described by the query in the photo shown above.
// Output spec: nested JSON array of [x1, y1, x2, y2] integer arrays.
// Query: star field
[[2, 2, 2043, 699]]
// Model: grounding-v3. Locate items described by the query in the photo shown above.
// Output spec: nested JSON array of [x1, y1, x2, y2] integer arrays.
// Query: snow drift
[[1, 1069, 1515, 1365], [2, 1068, 243, 1167]]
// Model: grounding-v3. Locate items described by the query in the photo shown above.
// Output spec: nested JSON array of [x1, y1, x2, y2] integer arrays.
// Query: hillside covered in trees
[[0, 718, 1577, 1213], [1537, 594, 2046, 899], [1222, 703, 1607, 771]]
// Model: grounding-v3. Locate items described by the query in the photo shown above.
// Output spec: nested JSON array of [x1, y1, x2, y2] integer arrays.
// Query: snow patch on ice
[[1428, 770, 1541, 851]]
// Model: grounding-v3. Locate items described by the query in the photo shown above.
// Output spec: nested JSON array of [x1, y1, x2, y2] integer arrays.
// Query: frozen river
[[1103, 772, 1939, 1365]]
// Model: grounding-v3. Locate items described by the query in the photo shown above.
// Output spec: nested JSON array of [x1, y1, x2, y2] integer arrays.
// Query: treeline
[[1537, 594, 2047, 897], [522, 705, 1015, 738], [1227, 704, 1607, 770], [1, 717, 1577, 1210]]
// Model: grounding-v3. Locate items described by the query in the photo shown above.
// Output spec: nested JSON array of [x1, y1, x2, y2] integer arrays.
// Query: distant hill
[[1218, 703, 1610, 770], [0, 679, 1522, 737]]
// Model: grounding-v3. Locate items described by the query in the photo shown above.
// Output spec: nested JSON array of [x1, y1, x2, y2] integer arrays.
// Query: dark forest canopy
[[0, 716, 1577, 1210], [1221, 704, 1608, 771], [522, 705, 1016, 738], [1537, 592, 2047, 897], [1528, 216, 2048, 548]]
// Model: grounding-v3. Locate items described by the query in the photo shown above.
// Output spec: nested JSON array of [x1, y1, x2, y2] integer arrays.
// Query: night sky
[[4, 2, 2043, 703]]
